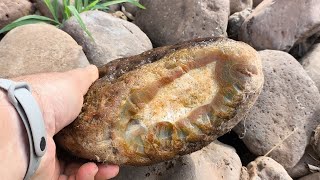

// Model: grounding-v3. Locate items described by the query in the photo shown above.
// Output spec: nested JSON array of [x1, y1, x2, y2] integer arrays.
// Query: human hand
[[5, 65, 119, 179]]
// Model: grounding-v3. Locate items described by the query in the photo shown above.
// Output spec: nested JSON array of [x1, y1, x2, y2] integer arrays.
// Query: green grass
[[0, 0, 145, 38]]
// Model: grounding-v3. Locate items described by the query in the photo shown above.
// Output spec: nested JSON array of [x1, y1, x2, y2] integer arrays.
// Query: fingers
[[63, 163, 82, 176], [65, 65, 99, 97], [51, 65, 98, 134], [62, 162, 119, 180], [13, 65, 98, 135], [95, 164, 120, 180], [75, 162, 98, 180]]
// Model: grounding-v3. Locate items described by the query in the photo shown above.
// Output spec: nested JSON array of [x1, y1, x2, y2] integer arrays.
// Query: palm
[[13, 66, 119, 180]]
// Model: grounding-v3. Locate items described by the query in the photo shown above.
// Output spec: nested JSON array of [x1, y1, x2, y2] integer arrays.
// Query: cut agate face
[[56, 38, 264, 165]]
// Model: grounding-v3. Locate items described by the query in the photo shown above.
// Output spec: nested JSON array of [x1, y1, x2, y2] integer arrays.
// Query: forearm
[[0, 90, 28, 179]]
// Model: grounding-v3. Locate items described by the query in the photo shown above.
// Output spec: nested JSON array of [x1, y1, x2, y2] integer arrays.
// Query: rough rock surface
[[311, 125, 320, 157], [230, 0, 252, 15], [234, 50, 320, 169], [0, 0, 34, 29], [301, 43, 320, 91], [134, 0, 229, 46], [241, 157, 292, 180], [113, 141, 242, 180], [0, 24, 89, 78], [288, 146, 320, 179], [239, 0, 320, 52], [63, 10, 152, 66], [299, 173, 320, 180], [227, 8, 252, 40]]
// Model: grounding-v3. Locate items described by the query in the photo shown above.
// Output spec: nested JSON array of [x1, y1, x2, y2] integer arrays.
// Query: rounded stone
[[301, 43, 320, 91], [62, 10, 152, 67], [113, 141, 242, 180], [134, 0, 229, 46], [239, 0, 320, 52], [234, 50, 320, 169], [0, 0, 34, 29], [56, 38, 264, 165], [241, 157, 292, 180], [0, 24, 89, 78]]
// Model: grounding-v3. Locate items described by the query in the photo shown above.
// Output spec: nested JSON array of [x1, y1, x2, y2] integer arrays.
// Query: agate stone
[[56, 37, 264, 165]]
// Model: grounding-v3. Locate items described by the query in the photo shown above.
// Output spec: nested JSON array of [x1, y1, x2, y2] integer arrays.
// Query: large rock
[[234, 50, 320, 169], [0, 0, 34, 29], [113, 141, 242, 180], [301, 43, 320, 91], [0, 24, 89, 78], [288, 146, 320, 179], [241, 157, 292, 180], [134, 0, 229, 46], [63, 10, 152, 66], [230, 0, 252, 15], [239, 0, 320, 52]]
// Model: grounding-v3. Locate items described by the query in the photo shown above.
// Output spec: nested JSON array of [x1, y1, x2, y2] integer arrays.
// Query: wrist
[[0, 89, 29, 179]]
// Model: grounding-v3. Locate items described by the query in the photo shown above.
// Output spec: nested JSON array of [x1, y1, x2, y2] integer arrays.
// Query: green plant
[[0, 0, 145, 38]]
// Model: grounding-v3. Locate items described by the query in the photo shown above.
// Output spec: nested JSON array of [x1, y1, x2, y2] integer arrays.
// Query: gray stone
[[227, 8, 252, 40], [230, 0, 252, 15], [0, 24, 89, 78], [134, 0, 229, 46], [63, 10, 152, 66], [239, 0, 320, 52], [288, 146, 320, 179], [234, 50, 320, 169], [241, 157, 292, 180], [113, 141, 242, 180], [0, 0, 34, 29], [301, 43, 320, 91], [299, 173, 320, 180], [311, 125, 320, 157]]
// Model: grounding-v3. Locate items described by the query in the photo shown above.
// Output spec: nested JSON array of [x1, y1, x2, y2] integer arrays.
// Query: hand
[[2, 65, 119, 180]]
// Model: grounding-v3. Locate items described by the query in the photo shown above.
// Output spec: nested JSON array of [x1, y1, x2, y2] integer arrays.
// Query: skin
[[0, 65, 119, 180]]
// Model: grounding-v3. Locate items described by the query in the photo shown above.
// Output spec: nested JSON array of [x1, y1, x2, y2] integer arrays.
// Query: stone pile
[[0, 0, 319, 179]]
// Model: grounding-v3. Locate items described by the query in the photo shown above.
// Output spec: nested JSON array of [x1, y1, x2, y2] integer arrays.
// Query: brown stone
[[0, 24, 89, 78], [0, 0, 34, 29], [56, 37, 264, 165]]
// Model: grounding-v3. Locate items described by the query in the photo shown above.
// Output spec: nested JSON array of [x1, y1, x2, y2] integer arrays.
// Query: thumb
[[14, 65, 99, 135], [64, 65, 99, 97], [51, 65, 99, 134]]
